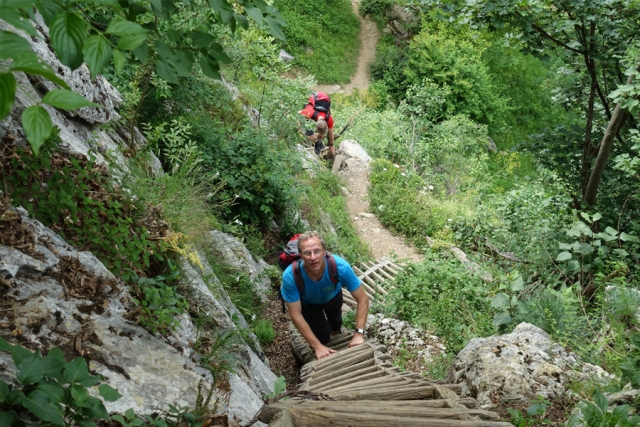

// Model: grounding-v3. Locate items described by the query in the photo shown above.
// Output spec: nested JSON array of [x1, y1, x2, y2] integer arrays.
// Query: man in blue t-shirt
[[281, 231, 369, 360]]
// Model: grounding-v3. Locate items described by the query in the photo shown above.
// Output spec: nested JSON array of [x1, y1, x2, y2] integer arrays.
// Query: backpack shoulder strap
[[292, 259, 305, 296], [325, 252, 339, 285]]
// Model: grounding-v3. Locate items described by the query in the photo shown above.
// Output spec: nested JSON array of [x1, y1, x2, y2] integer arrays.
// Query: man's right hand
[[314, 344, 337, 360]]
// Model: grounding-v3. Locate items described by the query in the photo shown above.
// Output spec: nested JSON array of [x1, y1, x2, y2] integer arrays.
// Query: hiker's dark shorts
[[301, 291, 343, 345]]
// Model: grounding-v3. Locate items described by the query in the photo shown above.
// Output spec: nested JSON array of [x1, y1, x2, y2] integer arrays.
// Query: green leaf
[[43, 89, 98, 110], [15, 350, 44, 384], [36, 381, 65, 403], [9, 54, 69, 89], [50, 12, 87, 70], [191, 31, 214, 48], [106, 19, 146, 36], [78, 419, 98, 427], [47, 348, 65, 363], [575, 243, 594, 255], [493, 311, 512, 327], [209, 42, 232, 64], [245, 6, 262, 25], [83, 35, 112, 78], [558, 242, 571, 250], [98, 383, 123, 402], [0, 410, 24, 427], [613, 248, 629, 257], [167, 28, 179, 42], [491, 292, 510, 309], [620, 232, 638, 242], [273, 376, 286, 395], [35, 0, 65, 26], [591, 213, 602, 222], [21, 106, 53, 155], [77, 396, 109, 418], [0, 380, 10, 403], [63, 357, 100, 386], [133, 43, 149, 63], [154, 59, 179, 83], [265, 16, 285, 40], [0, 336, 12, 351], [21, 390, 64, 425], [0, 7, 37, 36], [0, 73, 16, 121], [112, 49, 126, 73], [235, 13, 248, 30], [41, 354, 65, 380], [0, 30, 33, 59], [605, 226, 618, 236], [510, 276, 524, 291], [593, 388, 608, 413], [117, 33, 147, 51], [71, 384, 90, 404], [556, 251, 572, 261], [199, 55, 220, 80]]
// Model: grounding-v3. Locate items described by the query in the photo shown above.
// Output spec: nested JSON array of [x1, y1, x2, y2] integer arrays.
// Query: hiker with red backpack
[[279, 231, 369, 360], [299, 92, 335, 156]]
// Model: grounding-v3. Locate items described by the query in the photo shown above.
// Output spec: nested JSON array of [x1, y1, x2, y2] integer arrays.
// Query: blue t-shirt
[[281, 254, 361, 305]]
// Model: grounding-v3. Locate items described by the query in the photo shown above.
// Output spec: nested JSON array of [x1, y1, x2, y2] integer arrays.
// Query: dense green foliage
[[273, 0, 360, 83]]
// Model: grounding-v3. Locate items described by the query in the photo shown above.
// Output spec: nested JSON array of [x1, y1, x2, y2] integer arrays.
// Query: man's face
[[299, 237, 326, 276]]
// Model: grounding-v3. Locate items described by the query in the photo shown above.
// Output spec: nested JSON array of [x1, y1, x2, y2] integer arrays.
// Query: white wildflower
[[393, 164, 400, 168], [428, 185, 434, 191], [401, 172, 406, 177]]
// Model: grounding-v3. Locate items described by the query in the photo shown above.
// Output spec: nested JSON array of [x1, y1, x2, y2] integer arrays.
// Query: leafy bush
[[369, 34, 410, 102], [404, 20, 508, 130], [0, 336, 122, 426], [388, 251, 493, 352], [359, 0, 392, 20], [130, 262, 189, 335]]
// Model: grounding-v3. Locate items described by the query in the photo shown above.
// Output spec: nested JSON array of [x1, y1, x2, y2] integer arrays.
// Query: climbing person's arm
[[328, 127, 335, 156], [348, 285, 369, 348], [287, 300, 337, 359]]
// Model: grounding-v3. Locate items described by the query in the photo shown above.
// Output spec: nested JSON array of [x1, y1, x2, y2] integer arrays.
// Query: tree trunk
[[580, 77, 597, 193], [584, 63, 639, 205]]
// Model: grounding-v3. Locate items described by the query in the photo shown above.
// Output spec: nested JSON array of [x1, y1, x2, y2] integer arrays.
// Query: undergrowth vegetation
[[273, 0, 360, 83]]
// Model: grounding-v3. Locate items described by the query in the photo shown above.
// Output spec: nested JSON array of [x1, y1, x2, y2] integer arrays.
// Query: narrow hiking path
[[339, 161, 424, 263], [314, 0, 380, 95]]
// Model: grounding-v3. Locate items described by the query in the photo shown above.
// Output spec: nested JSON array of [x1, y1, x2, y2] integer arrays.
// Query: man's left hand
[[329, 145, 335, 156], [348, 333, 364, 348]]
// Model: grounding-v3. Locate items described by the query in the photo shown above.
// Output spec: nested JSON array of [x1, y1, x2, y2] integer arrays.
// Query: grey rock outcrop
[[450, 323, 614, 409], [367, 313, 446, 373], [279, 49, 295, 62], [208, 230, 272, 302], [1, 207, 275, 425], [337, 139, 372, 164]]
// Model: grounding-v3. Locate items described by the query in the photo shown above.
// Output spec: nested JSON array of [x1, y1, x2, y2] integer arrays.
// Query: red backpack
[[307, 92, 331, 121], [277, 234, 339, 312]]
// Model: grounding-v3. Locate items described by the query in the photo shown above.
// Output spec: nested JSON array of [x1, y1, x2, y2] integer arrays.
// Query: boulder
[[279, 49, 295, 62], [450, 323, 614, 409], [337, 140, 372, 163]]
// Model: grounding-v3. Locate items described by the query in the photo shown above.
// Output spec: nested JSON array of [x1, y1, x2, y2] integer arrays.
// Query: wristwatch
[[355, 328, 365, 335]]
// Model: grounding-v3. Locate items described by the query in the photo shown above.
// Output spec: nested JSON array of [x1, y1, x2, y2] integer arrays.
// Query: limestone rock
[[208, 230, 271, 302], [366, 314, 446, 373], [279, 49, 295, 62], [450, 323, 614, 409], [337, 140, 372, 163]]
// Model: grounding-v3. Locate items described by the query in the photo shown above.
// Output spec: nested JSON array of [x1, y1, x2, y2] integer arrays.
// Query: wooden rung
[[308, 359, 375, 386]]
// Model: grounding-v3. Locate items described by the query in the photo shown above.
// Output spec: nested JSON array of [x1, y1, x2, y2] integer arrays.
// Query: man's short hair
[[297, 231, 327, 253], [315, 118, 327, 136]]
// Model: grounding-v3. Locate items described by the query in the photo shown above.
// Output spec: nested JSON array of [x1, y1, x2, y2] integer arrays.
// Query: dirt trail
[[314, 0, 380, 95], [339, 163, 423, 263]]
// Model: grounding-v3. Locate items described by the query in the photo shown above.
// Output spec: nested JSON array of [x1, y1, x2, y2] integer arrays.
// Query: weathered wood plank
[[328, 385, 437, 401], [316, 369, 387, 393], [259, 399, 481, 423], [324, 374, 409, 394], [287, 408, 512, 427], [308, 359, 375, 386], [312, 362, 381, 388]]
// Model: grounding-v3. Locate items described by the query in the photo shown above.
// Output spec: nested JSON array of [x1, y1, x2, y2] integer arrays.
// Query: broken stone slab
[[359, 212, 375, 219], [332, 154, 345, 174]]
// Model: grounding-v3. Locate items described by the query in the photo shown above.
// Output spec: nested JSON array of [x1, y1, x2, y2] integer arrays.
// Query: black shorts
[[301, 291, 343, 345]]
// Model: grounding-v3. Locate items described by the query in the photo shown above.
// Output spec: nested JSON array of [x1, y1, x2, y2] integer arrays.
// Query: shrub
[[252, 319, 277, 344], [2, 136, 166, 281], [359, 0, 392, 20], [388, 250, 493, 352]]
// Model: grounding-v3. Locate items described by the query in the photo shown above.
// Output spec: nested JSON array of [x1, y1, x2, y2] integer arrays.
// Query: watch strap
[[355, 328, 365, 334]]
